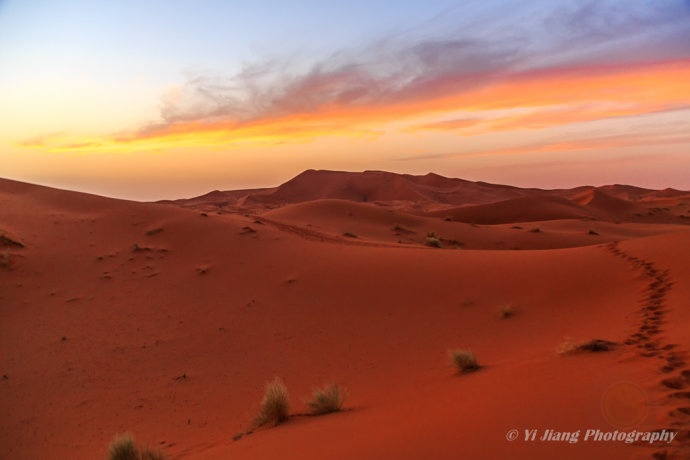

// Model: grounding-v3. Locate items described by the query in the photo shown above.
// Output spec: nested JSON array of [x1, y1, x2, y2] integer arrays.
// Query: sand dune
[[426, 194, 594, 224], [574, 189, 646, 218], [169, 170, 689, 227], [1, 173, 689, 459], [170, 170, 533, 211], [259, 198, 683, 250]]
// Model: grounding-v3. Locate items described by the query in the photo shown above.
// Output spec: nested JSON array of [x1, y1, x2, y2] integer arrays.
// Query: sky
[[1, 0, 689, 200]]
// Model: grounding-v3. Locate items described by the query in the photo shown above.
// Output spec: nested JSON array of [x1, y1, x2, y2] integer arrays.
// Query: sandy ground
[[1, 171, 689, 459]]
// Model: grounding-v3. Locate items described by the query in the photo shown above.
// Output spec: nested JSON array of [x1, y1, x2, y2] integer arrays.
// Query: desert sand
[[1, 170, 689, 459]]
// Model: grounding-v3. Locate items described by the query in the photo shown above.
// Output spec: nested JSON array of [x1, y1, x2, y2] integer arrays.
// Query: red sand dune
[[171, 169, 534, 211], [573, 189, 644, 218], [260, 198, 682, 250], [426, 194, 595, 224], [170, 170, 690, 222], [1, 171, 689, 460]]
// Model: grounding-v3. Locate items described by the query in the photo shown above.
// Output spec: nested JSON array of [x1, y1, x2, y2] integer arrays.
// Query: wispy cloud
[[134, 35, 521, 135], [19, 0, 690, 151], [17, 132, 65, 148], [396, 117, 690, 161], [408, 99, 690, 136]]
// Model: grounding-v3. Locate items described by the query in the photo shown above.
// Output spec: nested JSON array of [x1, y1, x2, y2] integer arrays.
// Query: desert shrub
[[392, 223, 413, 234], [108, 434, 166, 460], [425, 232, 442, 248], [559, 338, 616, 355], [307, 384, 345, 415], [108, 434, 138, 460], [342, 231, 357, 238], [145, 227, 163, 236], [528, 226, 541, 233], [577, 339, 615, 352], [449, 349, 480, 374], [254, 377, 290, 427]]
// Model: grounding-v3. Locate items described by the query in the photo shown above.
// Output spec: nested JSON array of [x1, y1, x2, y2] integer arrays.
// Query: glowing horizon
[[1, 1, 689, 200]]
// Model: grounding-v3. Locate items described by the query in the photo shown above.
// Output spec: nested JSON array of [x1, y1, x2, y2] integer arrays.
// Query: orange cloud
[[406, 61, 690, 134], [457, 61, 690, 111], [18, 60, 690, 153], [437, 129, 690, 160]]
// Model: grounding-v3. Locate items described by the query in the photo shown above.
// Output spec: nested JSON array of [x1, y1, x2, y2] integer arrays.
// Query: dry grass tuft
[[108, 434, 138, 460], [559, 338, 616, 355], [425, 232, 442, 248], [108, 433, 166, 460], [254, 377, 290, 427], [307, 384, 345, 415], [449, 349, 480, 374], [392, 223, 414, 234]]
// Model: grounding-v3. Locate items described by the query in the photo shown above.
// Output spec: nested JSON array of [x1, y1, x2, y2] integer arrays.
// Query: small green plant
[[449, 349, 480, 374], [307, 384, 345, 415], [254, 377, 290, 427], [108, 433, 167, 460]]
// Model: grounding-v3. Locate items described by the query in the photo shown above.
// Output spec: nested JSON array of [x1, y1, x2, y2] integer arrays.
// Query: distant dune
[[1, 172, 689, 459], [169, 169, 690, 224]]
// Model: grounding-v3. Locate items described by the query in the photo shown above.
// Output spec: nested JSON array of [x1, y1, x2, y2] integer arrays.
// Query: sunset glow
[[1, 1, 689, 199]]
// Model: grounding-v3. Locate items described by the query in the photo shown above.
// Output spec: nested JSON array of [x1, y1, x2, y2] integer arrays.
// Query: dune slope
[[1, 176, 689, 459]]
